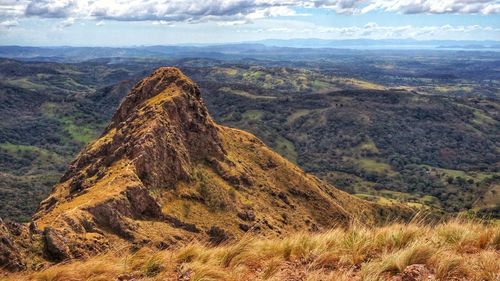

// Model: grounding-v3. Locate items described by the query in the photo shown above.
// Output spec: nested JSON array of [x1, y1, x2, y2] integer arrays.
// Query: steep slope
[[6, 67, 411, 267]]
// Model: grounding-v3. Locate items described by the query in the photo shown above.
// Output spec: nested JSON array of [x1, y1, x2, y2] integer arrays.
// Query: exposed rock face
[[26, 67, 412, 263], [82, 185, 164, 240], [58, 67, 224, 193], [43, 227, 71, 261], [0, 219, 26, 271]]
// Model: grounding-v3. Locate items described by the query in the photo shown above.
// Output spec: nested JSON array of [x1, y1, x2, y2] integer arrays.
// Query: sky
[[0, 0, 499, 46]]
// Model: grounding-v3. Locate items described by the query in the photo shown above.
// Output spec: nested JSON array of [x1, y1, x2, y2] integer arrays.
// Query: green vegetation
[[241, 110, 263, 120], [357, 158, 394, 174], [195, 61, 499, 216], [0, 52, 498, 220], [275, 136, 298, 164], [59, 116, 98, 143], [0, 59, 137, 220]]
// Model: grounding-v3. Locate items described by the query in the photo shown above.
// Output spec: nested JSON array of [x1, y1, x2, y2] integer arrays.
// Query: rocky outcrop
[[43, 227, 71, 261], [0, 219, 25, 271], [85, 186, 163, 239], [55, 67, 226, 195]]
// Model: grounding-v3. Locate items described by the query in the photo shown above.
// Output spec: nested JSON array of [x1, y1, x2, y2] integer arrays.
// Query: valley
[[0, 48, 498, 280], [0, 49, 498, 221]]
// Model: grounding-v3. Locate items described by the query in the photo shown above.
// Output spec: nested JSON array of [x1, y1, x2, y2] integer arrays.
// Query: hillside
[[0, 56, 498, 221], [200, 75, 499, 214], [0, 58, 146, 221], [0, 67, 410, 272]]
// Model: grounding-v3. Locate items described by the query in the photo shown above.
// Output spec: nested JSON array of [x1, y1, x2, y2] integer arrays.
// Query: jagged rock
[[43, 227, 71, 261], [0, 219, 26, 271], [4, 221, 23, 236], [85, 186, 163, 239], [87, 201, 137, 239], [29, 221, 39, 235], [281, 213, 289, 224], [126, 186, 163, 219]]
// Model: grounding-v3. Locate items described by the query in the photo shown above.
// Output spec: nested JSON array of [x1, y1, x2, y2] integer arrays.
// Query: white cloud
[[86, 0, 314, 22], [0, 0, 28, 17], [361, 0, 500, 15], [95, 20, 104, 26], [25, 0, 79, 18], [312, 0, 364, 14], [250, 21, 500, 39], [57, 17, 75, 28], [0, 0, 496, 27], [217, 20, 248, 26], [152, 20, 175, 26], [246, 6, 299, 20], [0, 18, 18, 28]]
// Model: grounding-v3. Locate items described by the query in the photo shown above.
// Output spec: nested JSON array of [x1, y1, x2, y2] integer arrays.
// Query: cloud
[[0, 18, 18, 28], [57, 17, 75, 28], [217, 20, 248, 26], [361, 0, 500, 15], [0, 0, 28, 17], [25, 0, 78, 18], [248, 21, 500, 40], [311, 0, 364, 14], [245, 6, 300, 20], [87, 0, 309, 22], [152, 20, 176, 26], [0, 0, 496, 26]]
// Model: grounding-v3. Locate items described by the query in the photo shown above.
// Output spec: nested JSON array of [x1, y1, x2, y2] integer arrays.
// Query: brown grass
[[3, 218, 499, 281]]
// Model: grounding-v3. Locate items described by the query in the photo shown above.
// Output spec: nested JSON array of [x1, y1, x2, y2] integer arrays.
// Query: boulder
[[43, 227, 71, 261]]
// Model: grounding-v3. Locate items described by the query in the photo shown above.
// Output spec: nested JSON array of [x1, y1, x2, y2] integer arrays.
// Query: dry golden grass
[[3, 218, 498, 281]]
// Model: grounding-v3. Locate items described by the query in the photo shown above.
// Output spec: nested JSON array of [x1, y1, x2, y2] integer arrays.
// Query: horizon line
[[1, 38, 500, 49]]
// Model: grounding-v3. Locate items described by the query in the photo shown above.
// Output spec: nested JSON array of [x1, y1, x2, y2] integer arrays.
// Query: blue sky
[[0, 0, 499, 46]]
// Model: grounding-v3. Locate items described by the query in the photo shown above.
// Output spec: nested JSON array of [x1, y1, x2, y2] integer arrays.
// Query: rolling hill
[[0, 56, 498, 222]]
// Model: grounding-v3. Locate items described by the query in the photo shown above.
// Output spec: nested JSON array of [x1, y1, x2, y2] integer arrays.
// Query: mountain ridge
[[2, 66, 412, 270]]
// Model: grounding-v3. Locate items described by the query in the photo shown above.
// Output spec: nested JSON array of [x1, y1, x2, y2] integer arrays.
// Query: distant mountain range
[[0, 39, 498, 62], [252, 39, 500, 50]]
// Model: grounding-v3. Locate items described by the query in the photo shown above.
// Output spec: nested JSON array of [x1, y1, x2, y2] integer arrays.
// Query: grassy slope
[[3, 219, 498, 281]]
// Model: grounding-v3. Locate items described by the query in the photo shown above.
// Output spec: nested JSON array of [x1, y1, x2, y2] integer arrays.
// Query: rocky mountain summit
[[0, 67, 411, 271]]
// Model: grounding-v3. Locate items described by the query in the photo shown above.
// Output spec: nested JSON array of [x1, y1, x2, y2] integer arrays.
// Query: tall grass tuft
[[7, 218, 498, 281]]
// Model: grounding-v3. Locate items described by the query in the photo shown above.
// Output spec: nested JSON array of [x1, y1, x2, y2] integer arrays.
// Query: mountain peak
[[110, 66, 201, 127], [42, 66, 224, 200], [27, 67, 411, 263]]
